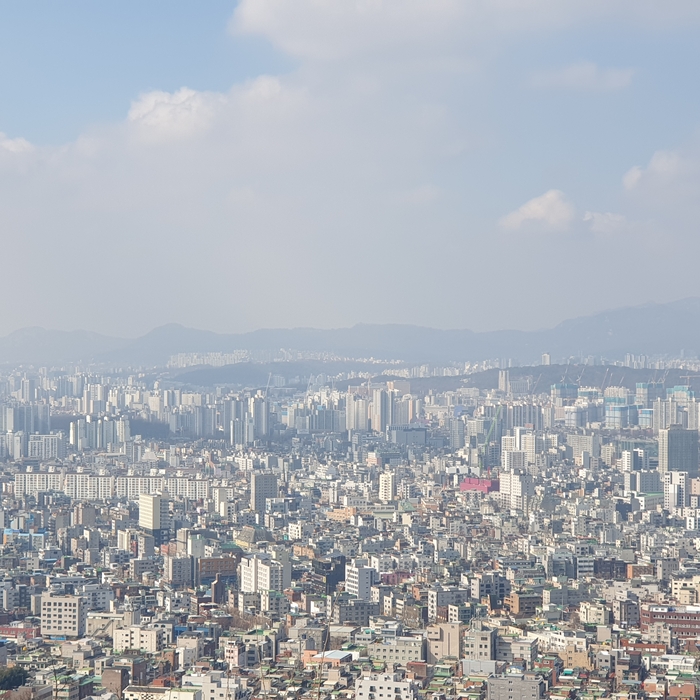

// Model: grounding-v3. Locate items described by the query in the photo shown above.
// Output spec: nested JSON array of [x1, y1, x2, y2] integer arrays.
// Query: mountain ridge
[[1, 297, 699, 366]]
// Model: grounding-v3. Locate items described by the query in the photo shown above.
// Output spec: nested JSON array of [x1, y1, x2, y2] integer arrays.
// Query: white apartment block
[[355, 674, 419, 700], [113, 625, 165, 653], [345, 559, 378, 601], [15, 473, 211, 500], [239, 554, 291, 593]]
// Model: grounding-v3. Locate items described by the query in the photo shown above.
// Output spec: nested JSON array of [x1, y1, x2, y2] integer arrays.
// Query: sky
[[1, 1, 700, 338]]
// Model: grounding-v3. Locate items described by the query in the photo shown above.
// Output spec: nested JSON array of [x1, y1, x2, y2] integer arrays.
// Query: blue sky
[[0, 1, 699, 337], [0, 2, 290, 143]]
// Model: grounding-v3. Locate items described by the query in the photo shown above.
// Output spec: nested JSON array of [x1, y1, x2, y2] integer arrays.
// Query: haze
[[1, 1, 699, 337]]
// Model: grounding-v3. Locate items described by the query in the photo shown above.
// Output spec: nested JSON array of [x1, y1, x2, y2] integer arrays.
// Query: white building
[[355, 673, 419, 700], [181, 671, 242, 700], [379, 472, 396, 503], [250, 472, 277, 514], [164, 555, 193, 587], [239, 553, 291, 593], [40, 592, 87, 638], [80, 583, 114, 611], [345, 559, 378, 601], [498, 471, 535, 512], [123, 688, 201, 700], [664, 471, 690, 513], [139, 493, 169, 531], [113, 625, 165, 653]]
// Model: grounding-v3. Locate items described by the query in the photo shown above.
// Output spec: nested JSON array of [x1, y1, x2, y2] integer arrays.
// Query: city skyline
[[3, 4, 700, 690]]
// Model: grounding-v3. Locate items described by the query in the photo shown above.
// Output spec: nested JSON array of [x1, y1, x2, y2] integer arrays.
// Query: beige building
[[427, 623, 462, 663], [463, 620, 497, 661], [40, 593, 87, 638]]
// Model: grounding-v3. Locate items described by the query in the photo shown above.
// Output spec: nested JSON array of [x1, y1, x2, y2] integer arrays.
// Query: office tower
[[659, 426, 699, 477], [345, 393, 357, 431], [249, 393, 269, 439], [449, 418, 465, 450], [346, 395, 369, 432], [379, 471, 396, 503], [251, 472, 277, 514], [371, 388, 391, 434], [139, 493, 170, 546]]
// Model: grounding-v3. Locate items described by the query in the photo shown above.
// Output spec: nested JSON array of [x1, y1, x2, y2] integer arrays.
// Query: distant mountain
[[0, 327, 127, 365], [2, 297, 700, 366], [106, 298, 700, 365]]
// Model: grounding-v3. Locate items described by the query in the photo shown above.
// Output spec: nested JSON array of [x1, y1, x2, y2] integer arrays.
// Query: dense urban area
[[2, 350, 700, 700]]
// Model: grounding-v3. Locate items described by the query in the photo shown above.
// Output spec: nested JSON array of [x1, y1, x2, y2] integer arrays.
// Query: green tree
[[0, 667, 29, 690]]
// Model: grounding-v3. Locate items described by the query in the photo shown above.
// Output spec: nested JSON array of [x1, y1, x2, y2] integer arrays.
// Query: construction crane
[[314, 583, 344, 700], [304, 374, 315, 405], [531, 373, 543, 395]]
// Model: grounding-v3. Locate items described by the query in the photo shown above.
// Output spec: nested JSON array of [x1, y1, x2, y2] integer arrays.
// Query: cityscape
[[2, 3, 700, 700], [1, 340, 700, 700]]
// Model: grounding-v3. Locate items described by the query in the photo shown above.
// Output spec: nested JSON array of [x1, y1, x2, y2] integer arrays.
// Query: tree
[[0, 668, 29, 691]]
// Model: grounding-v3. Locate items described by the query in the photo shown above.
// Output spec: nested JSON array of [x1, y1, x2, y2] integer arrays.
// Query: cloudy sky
[[1, 1, 699, 338]]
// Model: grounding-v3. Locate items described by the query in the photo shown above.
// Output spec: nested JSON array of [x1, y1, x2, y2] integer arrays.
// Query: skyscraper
[[249, 394, 269, 439], [371, 388, 391, 434], [658, 425, 699, 477], [251, 472, 277, 514]]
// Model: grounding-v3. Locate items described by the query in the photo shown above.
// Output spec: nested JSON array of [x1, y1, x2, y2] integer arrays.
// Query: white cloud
[[623, 149, 687, 190], [127, 88, 224, 140], [231, 0, 700, 62], [2, 1, 700, 335], [0, 132, 33, 154], [500, 189, 574, 231], [230, 0, 466, 60], [619, 147, 700, 231], [529, 61, 633, 91], [622, 165, 643, 190], [583, 210, 627, 234]]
